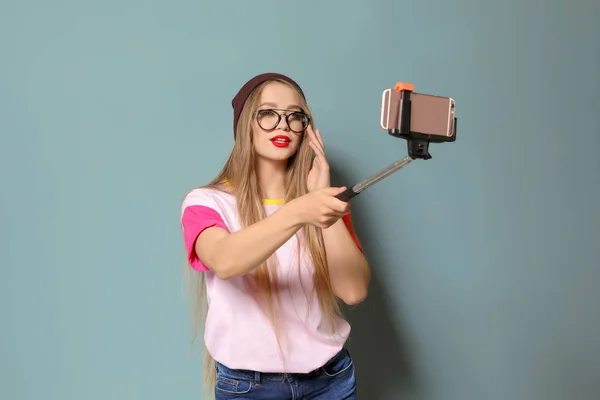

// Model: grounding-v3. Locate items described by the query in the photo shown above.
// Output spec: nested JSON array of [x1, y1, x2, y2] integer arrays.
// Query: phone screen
[[410, 93, 455, 137]]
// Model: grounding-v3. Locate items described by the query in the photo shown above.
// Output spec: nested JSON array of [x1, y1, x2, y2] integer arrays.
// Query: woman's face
[[251, 82, 309, 163]]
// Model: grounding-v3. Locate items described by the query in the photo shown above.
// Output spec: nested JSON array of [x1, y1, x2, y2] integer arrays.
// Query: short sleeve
[[342, 214, 363, 253], [181, 189, 231, 271]]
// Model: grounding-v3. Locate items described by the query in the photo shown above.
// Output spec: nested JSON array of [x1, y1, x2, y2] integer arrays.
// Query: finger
[[307, 126, 325, 152], [307, 128, 320, 155], [309, 139, 327, 162], [307, 125, 316, 140], [314, 130, 326, 155], [322, 186, 346, 195], [312, 130, 328, 168], [308, 139, 327, 166], [307, 141, 318, 165], [314, 128, 325, 150], [334, 201, 351, 214], [329, 195, 351, 211]]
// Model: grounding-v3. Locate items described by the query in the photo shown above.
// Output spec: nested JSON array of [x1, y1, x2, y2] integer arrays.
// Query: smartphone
[[380, 86, 456, 139]]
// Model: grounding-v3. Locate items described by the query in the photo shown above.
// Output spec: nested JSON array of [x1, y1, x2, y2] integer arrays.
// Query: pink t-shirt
[[180, 185, 361, 374]]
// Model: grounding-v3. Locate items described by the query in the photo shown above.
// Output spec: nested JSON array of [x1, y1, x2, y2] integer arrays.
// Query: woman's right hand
[[286, 187, 351, 229]]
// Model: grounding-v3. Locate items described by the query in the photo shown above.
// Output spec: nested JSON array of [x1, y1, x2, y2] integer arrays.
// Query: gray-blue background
[[2, 1, 599, 399]]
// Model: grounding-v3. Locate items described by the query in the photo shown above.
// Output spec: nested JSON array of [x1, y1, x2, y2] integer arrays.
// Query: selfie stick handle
[[335, 155, 413, 201]]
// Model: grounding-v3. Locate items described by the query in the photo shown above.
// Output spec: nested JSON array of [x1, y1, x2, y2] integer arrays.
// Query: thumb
[[322, 186, 347, 196]]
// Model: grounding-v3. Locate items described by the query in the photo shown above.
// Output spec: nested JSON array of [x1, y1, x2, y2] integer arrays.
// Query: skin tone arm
[[194, 187, 349, 280], [321, 218, 371, 305], [306, 126, 371, 305]]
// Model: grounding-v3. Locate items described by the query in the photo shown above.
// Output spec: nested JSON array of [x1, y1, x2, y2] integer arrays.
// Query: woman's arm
[[304, 127, 371, 304], [195, 204, 302, 279], [321, 217, 371, 305], [194, 187, 350, 280]]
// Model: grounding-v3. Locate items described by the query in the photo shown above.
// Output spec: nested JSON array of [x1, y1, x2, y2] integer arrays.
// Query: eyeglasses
[[253, 109, 310, 133]]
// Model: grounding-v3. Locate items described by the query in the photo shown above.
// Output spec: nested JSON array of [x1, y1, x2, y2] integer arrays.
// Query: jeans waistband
[[216, 347, 349, 383]]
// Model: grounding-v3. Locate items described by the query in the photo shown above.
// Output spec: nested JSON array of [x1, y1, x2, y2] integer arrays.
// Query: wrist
[[280, 199, 306, 228]]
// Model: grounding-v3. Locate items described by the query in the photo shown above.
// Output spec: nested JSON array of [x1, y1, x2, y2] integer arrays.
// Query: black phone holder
[[387, 85, 457, 160], [334, 84, 458, 202]]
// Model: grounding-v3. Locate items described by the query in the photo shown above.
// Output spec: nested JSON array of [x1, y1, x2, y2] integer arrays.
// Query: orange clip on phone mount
[[334, 82, 458, 202], [388, 82, 457, 160]]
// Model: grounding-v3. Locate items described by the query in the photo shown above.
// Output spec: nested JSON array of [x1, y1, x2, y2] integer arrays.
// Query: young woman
[[180, 72, 371, 399]]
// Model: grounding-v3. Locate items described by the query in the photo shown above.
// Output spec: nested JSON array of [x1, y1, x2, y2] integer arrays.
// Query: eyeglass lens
[[256, 110, 309, 132]]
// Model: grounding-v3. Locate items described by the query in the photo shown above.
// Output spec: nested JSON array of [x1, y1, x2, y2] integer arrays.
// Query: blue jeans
[[214, 348, 357, 399]]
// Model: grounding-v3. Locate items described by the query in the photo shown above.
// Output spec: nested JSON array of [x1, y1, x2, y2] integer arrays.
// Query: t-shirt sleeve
[[181, 189, 230, 272], [342, 214, 363, 253]]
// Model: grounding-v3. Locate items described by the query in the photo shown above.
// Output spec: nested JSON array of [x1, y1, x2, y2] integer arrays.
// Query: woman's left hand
[[306, 126, 331, 192]]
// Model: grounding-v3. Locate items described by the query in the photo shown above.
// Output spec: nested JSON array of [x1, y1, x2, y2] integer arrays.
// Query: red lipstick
[[270, 135, 291, 148]]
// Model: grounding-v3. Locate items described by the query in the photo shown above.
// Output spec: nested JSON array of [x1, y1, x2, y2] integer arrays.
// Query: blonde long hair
[[186, 79, 342, 394]]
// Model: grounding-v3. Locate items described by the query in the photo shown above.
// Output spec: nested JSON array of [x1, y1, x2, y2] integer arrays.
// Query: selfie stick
[[335, 82, 457, 202]]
